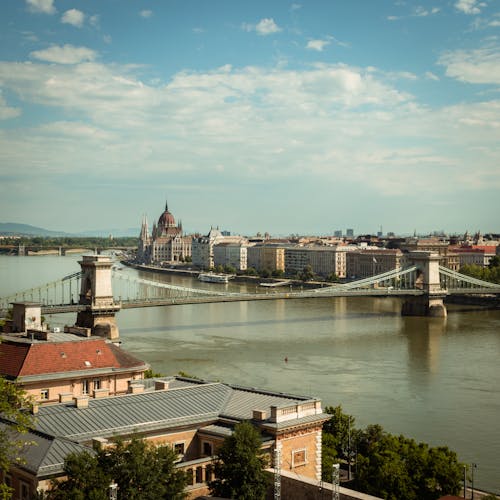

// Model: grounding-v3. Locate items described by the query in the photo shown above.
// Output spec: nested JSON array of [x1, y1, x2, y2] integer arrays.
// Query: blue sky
[[0, 0, 499, 236]]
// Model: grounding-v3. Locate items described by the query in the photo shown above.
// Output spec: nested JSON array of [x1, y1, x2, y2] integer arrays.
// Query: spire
[[165, 199, 168, 212]]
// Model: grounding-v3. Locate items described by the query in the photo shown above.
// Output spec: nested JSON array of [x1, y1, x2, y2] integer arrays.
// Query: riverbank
[[121, 261, 328, 289]]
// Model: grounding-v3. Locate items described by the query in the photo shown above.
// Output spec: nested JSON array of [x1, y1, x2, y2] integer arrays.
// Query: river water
[[1, 254, 499, 492]]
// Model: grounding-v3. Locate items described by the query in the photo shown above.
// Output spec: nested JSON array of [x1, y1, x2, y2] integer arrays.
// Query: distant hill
[[0, 223, 139, 238], [0, 223, 70, 237]]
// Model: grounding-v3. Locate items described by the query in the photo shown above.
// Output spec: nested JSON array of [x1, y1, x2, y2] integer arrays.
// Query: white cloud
[[454, 0, 485, 15], [26, 0, 55, 15], [61, 9, 85, 28], [425, 71, 440, 81], [0, 58, 498, 208], [89, 15, 100, 28], [306, 39, 330, 52], [140, 10, 153, 18], [30, 45, 97, 64], [243, 18, 282, 36], [387, 6, 440, 20], [0, 92, 21, 120], [439, 46, 500, 84]]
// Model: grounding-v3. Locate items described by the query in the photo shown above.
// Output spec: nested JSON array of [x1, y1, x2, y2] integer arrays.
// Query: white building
[[213, 243, 248, 271]]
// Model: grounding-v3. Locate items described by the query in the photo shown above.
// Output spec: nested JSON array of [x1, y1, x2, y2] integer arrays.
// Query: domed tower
[[157, 200, 177, 232], [150, 199, 188, 264]]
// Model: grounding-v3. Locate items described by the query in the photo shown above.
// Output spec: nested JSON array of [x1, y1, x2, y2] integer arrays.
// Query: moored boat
[[198, 272, 231, 283]]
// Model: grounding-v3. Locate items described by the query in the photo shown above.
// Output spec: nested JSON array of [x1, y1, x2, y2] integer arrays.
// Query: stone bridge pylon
[[76, 255, 121, 340], [401, 252, 447, 318]]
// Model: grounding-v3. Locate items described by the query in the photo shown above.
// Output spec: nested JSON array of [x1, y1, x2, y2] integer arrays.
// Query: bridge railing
[[438, 266, 500, 290]]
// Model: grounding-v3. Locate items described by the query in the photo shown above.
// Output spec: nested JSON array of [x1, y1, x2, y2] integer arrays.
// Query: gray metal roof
[[0, 420, 90, 478], [35, 382, 232, 442], [33, 378, 326, 443], [222, 388, 310, 420]]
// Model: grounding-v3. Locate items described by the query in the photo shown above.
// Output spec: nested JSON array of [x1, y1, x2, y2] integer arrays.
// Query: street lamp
[[463, 465, 466, 499], [332, 463, 339, 500], [471, 463, 477, 500], [109, 482, 117, 500]]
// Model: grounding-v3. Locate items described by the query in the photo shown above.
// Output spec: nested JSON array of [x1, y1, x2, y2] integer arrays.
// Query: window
[[93, 379, 101, 390], [292, 448, 307, 467], [173, 442, 185, 460], [82, 379, 89, 395], [203, 441, 213, 457], [40, 389, 49, 400], [20, 481, 30, 500]]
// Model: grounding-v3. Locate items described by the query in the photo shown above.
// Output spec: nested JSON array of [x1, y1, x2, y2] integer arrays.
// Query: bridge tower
[[401, 252, 447, 317], [76, 254, 121, 340]]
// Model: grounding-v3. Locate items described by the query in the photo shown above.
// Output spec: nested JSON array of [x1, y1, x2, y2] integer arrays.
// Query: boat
[[198, 273, 231, 283]]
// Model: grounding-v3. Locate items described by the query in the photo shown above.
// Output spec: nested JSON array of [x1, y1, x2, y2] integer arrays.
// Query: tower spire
[[165, 199, 168, 212]]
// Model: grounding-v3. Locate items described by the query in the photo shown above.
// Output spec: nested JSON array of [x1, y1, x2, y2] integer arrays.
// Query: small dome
[[157, 200, 176, 228]]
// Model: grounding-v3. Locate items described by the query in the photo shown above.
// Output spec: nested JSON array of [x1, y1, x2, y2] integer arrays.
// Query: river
[[1, 254, 499, 492]]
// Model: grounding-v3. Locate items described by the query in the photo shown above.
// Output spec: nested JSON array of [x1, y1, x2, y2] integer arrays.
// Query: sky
[[0, 0, 499, 236]]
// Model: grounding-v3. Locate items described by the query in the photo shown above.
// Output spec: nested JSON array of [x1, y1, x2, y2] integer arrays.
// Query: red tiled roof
[[0, 342, 30, 378], [0, 338, 146, 378]]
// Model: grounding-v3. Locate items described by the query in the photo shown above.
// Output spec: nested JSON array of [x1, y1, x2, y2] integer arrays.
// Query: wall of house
[[276, 425, 322, 481], [23, 371, 143, 404]]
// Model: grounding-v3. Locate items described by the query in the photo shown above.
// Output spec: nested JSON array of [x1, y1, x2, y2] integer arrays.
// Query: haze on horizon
[[0, 0, 499, 236]]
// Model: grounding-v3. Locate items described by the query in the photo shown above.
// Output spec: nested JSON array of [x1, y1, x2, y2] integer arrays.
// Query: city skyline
[[1, 0, 499, 235]]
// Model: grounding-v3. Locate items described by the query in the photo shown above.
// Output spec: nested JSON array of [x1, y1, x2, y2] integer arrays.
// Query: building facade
[[2, 376, 329, 499], [346, 249, 403, 279], [137, 201, 191, 265], [213, 242, 248, 271], [247, 245, 286, 273]]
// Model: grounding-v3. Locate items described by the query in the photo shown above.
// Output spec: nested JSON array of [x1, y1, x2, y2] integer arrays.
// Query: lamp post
[[463, 465, 466, 499], [332, 463, 339, 500], [109, 482, 117, 500], [471, 463, 477, 500]]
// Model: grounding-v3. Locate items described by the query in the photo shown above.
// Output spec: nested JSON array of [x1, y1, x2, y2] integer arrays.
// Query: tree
[[209, 421, 269, 499], [322, 406, 357, 482], [47, 451, 109, 500], [48, 437, 186, 500], [322, 409, 463, 500], [353, 427, 463, 500], [299, 265, 314, 282], [0, 377, 33, 500]]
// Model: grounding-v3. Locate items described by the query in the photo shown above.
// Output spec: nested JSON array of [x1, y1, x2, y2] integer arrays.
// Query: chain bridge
[[2, 252, 499, 321]]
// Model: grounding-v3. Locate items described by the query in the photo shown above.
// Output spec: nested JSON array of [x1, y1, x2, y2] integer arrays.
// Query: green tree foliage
[[299, 265, 314, 282], [0, 377, 33, 500], [209, 421, 269, 500], [322, 407, 463, 500], [260, 268, 271, 278], [47, 437, 186, 500], [0, 236, 139, 251], [460, 257, 500, 284], [47, 451, 109, 500], [143, 368, 164, 379], [322, 406, 357, 482]]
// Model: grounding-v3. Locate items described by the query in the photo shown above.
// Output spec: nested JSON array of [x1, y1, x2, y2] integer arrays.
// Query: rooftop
[[32, 376, 327, 443], [0, 334, 148, 380]]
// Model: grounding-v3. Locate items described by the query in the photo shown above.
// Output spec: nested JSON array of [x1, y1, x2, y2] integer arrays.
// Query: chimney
[[128, 383, 144, 394], [155, 380, 170, 391], [253, 409, 267, 421], [31, 403, 39, 415], [59, 393, 73, 403], [74, 396, 89, 409]]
